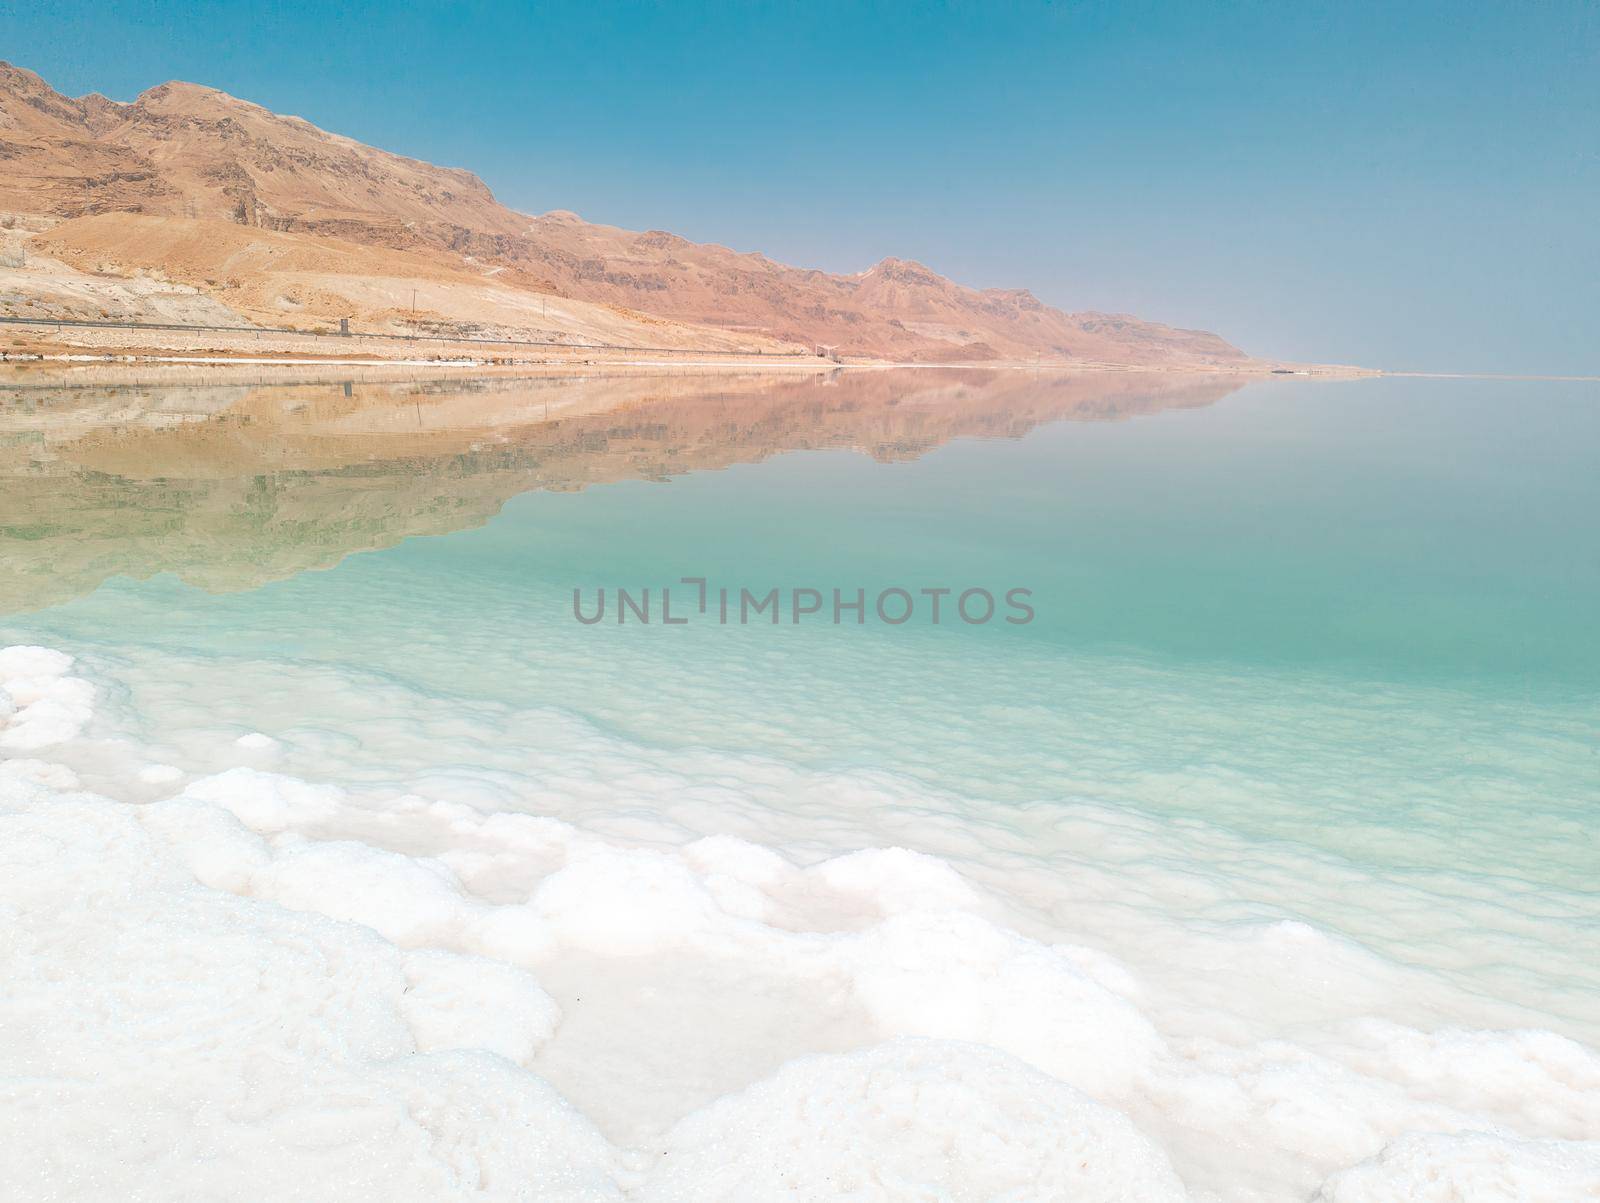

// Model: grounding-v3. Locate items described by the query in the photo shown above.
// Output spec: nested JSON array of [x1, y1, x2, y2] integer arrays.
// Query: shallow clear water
[[2, 364, 1597, 1199], [9, 370, 1597, 868]]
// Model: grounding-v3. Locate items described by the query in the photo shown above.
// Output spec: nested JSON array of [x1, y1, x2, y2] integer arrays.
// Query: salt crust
[[3, 646, 1598, 1202]]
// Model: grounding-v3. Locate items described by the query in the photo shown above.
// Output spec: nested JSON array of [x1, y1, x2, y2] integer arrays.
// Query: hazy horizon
[[7, 0, 1596, 374]]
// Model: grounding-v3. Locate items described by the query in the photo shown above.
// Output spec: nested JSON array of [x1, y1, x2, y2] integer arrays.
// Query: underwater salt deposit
[[1, 367, 1597, 1201]]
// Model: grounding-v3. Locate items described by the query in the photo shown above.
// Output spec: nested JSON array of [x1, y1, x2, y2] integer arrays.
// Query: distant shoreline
[[0, 324, 1372, 378]]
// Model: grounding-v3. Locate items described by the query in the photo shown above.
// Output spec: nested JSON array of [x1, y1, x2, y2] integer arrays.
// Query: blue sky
[[4, 1, 1595, 372]]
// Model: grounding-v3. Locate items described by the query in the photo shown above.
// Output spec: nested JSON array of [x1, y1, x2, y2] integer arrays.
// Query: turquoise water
[[8, 372, 1596, 882], [2, 369, 1596, 925], [15, 373, 1595, 680], [5, 366, 1600, 1196]]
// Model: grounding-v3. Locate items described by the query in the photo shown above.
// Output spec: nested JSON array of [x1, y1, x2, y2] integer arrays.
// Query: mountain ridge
[[0, 60, 1253, 365]]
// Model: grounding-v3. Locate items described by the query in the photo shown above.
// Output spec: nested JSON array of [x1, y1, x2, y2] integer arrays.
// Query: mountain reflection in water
[[0, 364, 1245, 614]]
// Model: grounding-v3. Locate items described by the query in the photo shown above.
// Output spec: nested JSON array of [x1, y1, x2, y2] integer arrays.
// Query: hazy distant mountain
[[0, 61, 1251, 365]]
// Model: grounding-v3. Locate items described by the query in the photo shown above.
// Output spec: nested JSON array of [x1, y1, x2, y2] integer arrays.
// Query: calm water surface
[[3, 363, 1597, 972]]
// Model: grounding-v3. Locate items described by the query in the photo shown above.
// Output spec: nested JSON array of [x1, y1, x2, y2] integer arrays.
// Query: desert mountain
[[25, 212, 794, 353], [0, 61, 1251, 365]]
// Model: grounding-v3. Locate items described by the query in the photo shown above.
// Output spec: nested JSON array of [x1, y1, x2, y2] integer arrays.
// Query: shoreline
[[0, 333, 1375, 378], [0, 309, 1373, 378]]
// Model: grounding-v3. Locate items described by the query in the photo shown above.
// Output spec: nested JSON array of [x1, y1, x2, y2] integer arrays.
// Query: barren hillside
[[0, 60, 1253, 365], [30, 213, 799, 352]]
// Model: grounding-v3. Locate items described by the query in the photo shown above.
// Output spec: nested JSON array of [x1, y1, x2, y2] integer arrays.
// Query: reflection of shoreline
[[0, 366, 1250, 614]]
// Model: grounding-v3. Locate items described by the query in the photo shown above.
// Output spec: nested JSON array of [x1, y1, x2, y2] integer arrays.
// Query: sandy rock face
[[0, 59, 1253, 364]]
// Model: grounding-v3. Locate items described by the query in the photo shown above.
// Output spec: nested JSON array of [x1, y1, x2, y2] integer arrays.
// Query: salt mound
[[178, 765, 344, 831], [1314, 1130, 1600, 1202], [838, 910, 1166, 1097], [251, 838, 478, 944], [7, 643, 1600, 1201], [0, 644, 94, 749], [639, 1039, 1188, 1203], [0, 789, 622, 1202], [400, 948, 561, 1065]]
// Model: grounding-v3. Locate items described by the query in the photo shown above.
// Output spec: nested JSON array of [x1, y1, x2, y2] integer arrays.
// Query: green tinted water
[[5, 371, 1597, 890]]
